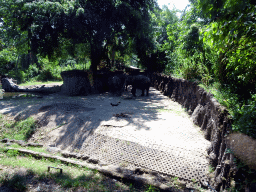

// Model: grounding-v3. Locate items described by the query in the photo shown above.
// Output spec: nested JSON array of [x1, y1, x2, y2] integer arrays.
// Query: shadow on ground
[[0, 87, 169, 151]]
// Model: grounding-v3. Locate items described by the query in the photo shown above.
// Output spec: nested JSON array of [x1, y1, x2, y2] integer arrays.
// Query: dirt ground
[[0, 83, 211, 190], [0, 84, 210, 152]]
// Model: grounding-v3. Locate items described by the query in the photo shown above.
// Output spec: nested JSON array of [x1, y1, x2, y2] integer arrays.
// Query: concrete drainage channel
[[1, 136, 212, 191]]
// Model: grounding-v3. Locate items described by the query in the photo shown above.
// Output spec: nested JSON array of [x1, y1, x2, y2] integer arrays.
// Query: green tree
[[1, 0, 157, 76], [147, 5, 179, 72], [197, 0, 256, 101]]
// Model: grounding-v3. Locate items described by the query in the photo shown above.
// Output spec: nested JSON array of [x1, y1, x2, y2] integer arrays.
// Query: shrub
[[36, 68, 54, 81], [26, 63, 39, 79], [0, 116, 37, 141], [232, 94, 256, 139], [7, 70, 26, 84]]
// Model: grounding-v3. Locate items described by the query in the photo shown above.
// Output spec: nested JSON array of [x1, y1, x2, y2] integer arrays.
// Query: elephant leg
[[131, 87, 136, 97], [141, 89, 145, 96], [146, 87, 149, 96]]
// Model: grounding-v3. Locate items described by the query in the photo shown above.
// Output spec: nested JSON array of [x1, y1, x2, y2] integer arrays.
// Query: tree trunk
[[90, 42, 102, 86], [111, 49, 116, 68], [90, 47, 101, 73]]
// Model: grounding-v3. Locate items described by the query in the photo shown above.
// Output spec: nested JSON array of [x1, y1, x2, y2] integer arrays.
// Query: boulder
[[226, 133, 256, 170], [61, 70, 91, 96]]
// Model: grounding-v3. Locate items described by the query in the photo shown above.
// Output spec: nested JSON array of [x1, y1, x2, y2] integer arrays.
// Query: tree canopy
[[0, 0, 157, 73], [1, 0, 256, 187], [196, 0, 256, 100]]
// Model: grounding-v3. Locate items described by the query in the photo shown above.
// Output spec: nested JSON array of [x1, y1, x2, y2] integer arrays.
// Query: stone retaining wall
[[61, 70, 92, 96], [149, 73, 234, 191]]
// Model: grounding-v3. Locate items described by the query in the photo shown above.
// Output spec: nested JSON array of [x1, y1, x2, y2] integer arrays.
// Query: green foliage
[[163, 0, 256, 149], [232, 95, 256, 139], [26, 63, 39, 79], [163, 7, 215, 85], [232, 157, 256, 191], [0, 48, 17, 74], [197, 0, 256, 102], [0, 0, 157, 73], [6, 149, 19, 157], [6, 70, 25, 84], [179, 59, 200, 80], [182, 24, 202, 56], [145, 184, 160, 192], [0, 115, 37, 141], [0, 172, 27, 191], [150, 6, 180, 73], [1, 55, 91, 84], [192, 0, 256, 145]]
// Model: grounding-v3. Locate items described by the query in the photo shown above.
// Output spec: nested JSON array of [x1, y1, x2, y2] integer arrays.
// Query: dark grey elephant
[[126, 75, 150, 97], [125, 75, 133, 91], [108, 75, 126, 96]]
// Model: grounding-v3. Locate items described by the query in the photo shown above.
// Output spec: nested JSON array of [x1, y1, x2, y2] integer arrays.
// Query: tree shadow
[[0, 165, 171, 192], [0, 87, 173, 152]]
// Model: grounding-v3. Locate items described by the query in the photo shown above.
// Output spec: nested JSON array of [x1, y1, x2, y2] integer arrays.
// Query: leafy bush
[[7, 70, 26, 84], [37, 68, 54, 81], [0, 48, 17, 74], [0, 56, 9, 75], [179, 59, 201, 80], [232, 95, 256, 139], [8, 63, 40, 83], [0, 116, 37, 141], [26, 63, 39, 79]]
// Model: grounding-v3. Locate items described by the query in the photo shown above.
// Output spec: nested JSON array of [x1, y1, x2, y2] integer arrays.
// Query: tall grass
[[0, 147, 162, 192], [0, 114, 37, 140]]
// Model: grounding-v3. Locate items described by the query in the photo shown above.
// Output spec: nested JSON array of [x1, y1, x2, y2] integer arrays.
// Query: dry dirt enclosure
[[0, 85, 212, 190]]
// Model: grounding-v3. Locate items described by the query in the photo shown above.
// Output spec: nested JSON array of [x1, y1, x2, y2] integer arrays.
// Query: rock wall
[[60, 70, 129, 95], [149, 73, 234, 191], [61, 70, 92, 96]]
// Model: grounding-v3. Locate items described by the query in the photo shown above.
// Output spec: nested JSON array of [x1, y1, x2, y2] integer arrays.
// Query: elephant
[[108, 75, 126, 96], [125, 75, 133, 91], [126, 75, 150, 97]]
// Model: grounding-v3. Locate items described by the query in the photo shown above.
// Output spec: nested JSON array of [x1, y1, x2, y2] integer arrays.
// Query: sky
[[157, 0, 190, 11]]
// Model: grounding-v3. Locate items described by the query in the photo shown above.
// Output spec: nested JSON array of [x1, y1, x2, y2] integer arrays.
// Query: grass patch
[[18, 80, 63, 86], [0, 151, 105, 191], [0, 149, 162, 192], [0, 171, 27, 191], [198, 82, 236, 109], [0, 114, 37, 141]]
